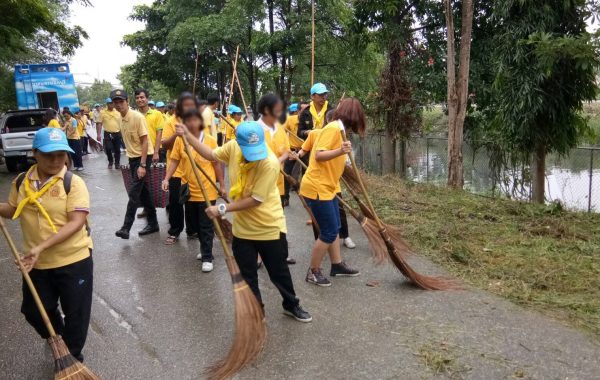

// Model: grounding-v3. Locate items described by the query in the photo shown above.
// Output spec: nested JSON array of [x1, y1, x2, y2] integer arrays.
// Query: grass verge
[[363, 174, 600, 336]]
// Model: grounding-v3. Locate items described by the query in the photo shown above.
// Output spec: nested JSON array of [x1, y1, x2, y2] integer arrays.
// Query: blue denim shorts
[[304, 196, 341, 244]]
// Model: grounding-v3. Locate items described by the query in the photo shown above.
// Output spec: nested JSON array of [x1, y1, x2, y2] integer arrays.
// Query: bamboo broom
[[0, 218, 101, 380], [180, 135, 266, 379], [340, 130, 460, 290]]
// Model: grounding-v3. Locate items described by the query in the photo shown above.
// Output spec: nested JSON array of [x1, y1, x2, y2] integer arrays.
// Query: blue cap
[[33, 128, 75, 154], [148, 100, 155, 106], [288, 103, 299, 112], [310, 82, 329, 95], [228, 104, 243, 114], [105, 98, 112, 103], [236, 121, 268, 162], [156, 101, 165, 107]]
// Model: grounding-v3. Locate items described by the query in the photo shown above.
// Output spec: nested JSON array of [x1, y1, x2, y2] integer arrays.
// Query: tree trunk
[[382, 132, 396, 175], [532, 143, 546, 204], [444, 0, 473, 189]]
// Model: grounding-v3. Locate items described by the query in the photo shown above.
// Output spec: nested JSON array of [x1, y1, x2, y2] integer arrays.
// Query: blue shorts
[[304, 196, 341, 244]]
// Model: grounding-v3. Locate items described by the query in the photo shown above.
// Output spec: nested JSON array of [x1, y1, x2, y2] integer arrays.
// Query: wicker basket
[[120, 163, 169, 208]]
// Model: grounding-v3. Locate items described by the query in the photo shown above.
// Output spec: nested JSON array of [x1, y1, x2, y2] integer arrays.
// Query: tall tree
[[444, 0, 474, 189], [487, 0, 599, 203]]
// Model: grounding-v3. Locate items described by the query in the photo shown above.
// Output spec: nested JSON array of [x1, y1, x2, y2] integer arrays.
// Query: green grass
[[583, 102, 600, 144], [363, 174, 600, 336]]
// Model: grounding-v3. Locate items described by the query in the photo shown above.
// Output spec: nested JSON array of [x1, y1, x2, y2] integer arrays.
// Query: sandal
[[164, 235, 178, 245]]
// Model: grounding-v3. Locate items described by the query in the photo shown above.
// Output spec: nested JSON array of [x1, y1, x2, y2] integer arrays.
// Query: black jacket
[[297, 102, 331, 139]]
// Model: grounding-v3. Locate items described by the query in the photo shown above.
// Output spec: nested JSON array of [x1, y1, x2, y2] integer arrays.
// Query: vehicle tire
[[5, 157, 20, 173]]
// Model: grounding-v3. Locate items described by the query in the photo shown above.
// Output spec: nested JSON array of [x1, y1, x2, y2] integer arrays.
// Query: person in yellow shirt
[[202, 93, 220, 140], [61, 110, 83, 171], [178, 120, 312, 323], [74, 110, 89, 155], [282, 103, 301, 199], [134, 89, 164, 163], [298, 98, 366, 287], [111, 89, 159, 239], [162, 108, 224, 272], [161, 92, 200, 241], [257, 94, 290, 207], [99, 98, 122, 169], [43, 109, 61, 128], [224, 104, 244, 142], [0, 127, 94, 362]]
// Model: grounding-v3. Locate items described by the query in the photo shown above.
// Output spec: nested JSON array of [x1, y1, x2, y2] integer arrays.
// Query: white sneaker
[[343, 237, 356, 249], [196, 253, 202, 260], [202, 262, 214, 272]]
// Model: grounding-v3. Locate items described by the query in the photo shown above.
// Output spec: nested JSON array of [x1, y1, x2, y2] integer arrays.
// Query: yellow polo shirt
[[76, 118, 85, 137], [283, 114, 301, 149], [121, 109, 154, 158], [170, 134, 218, 202], [214, 141, 286, 240], [299, 121, 345, 200], [100, 109, 121, 133], [162, 116, 184, 178], [202, 107, 217, 139], [262, 122, 290, 195], [48, 119, 60, 128], [224, 116, 242, 140], [8, 166, 92, 270], [65, 118, 79, 139], [141, 108, 164, 150]]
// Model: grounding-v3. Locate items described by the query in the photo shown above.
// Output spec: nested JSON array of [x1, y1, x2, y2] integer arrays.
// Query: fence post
[[426, 137, 430, 182], [588, 149, 594, 212]]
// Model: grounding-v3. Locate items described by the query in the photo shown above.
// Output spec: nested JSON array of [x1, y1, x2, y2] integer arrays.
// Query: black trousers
[[21, 256, 93, 361], [283, 158, 298, 200], [81, 136, 89, 154], [232, 233, 299, 310], [104, 131, 122, 166], [312, 192, 349, 240], [185, 200, 215, 261], [167, 177, 185, 236], [67, 139, 83, 168], [123, 157, 158, 230]]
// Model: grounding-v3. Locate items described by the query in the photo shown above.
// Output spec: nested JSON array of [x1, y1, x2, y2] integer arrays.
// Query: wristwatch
[[218, 203, 227, 216], [140, 163, 147, 168]]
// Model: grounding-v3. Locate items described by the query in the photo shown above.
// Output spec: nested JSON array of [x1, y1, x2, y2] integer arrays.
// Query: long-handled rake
[[0, 218, 101, 380], [180, 135, 266, 379], [341, 130, 460, 290]]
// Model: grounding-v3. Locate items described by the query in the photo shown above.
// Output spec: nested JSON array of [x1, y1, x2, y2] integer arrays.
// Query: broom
[[341, 130, 460, 290], [180, 135, 266, 379], [0, 218, 101, 380], [280, 170, 320, 235]]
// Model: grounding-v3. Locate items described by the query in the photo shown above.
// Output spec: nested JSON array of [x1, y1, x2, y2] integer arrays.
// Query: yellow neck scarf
[[13, 165, 61, 233], [309, 100, 328, 130], [229, 151, 257, 201]]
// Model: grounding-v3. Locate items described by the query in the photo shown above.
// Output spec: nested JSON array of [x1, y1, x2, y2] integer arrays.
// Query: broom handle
[[192, 158, 229, 203], [218, 113, 238, 142], [0, 218, 56, 337], [340, 130, 385, 229], [180, 135, 234, 258], [280, 169, 320, 231], [226, 45, 240, 111], [232, 60, 249, 117]]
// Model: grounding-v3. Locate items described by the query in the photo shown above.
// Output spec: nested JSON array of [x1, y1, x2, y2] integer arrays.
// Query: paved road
[[0, 153, 599, 380]]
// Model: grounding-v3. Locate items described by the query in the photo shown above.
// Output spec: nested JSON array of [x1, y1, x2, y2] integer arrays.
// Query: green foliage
[[76, 80, 114, 108]]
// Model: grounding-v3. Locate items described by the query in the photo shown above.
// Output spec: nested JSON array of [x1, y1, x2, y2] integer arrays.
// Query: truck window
[[3, 113, 45, 133]]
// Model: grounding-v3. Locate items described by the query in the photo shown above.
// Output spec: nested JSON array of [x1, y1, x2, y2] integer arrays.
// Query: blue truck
[[0, 63, 80, 172]]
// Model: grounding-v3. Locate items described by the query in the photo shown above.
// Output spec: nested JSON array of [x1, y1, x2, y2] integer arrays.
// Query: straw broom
[[180, 135, 266, 379], [341, 130, 460, 290], [0, 218, 100, 380]]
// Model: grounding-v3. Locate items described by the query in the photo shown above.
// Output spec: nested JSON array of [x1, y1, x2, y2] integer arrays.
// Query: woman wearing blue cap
[[177, 121, 312, 323], [0, 127, 94, 361]]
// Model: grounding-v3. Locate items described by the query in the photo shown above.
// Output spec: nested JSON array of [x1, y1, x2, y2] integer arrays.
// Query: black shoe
[[283, 304, 312, 323], [305, 268, 331, 287], [115, 228, 130, 239], [187, 232, 199, 240], [283, 198, 290, 207], [330, 262, 360, 277], [138, 225, 159, 236], [286, 257, 296, 265]]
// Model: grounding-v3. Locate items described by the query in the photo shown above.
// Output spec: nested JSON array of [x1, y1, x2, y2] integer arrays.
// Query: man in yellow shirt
[[282, 103, 301, 198], [202, 93, 220, 140], [134, 89, 164, 163], [111, 89, 159, 239], [224, 104, 244, 141], [179, 121, 312, 323], [98, 98, 122, 169]]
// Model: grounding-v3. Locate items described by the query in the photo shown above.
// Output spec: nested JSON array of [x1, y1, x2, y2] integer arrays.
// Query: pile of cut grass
[[363, 174, 600, 335]]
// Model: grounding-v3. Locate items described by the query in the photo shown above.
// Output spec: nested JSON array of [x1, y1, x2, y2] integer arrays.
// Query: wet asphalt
[[0, 153, 599, 380]]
